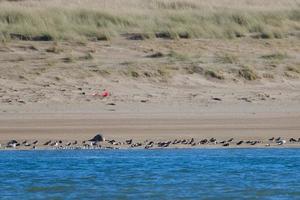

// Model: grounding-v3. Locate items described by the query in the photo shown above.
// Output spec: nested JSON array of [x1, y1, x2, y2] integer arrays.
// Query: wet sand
[[1, 102, 300, 150]]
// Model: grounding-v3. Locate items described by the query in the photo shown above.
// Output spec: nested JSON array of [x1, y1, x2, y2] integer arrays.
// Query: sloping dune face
[[0, 0, 299, 105]]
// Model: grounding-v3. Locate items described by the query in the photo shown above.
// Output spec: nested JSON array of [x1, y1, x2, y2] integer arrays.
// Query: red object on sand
[[101, 90, 109, 97]]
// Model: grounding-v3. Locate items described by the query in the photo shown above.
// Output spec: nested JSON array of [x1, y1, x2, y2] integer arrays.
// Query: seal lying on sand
[[89, 134, 104, 142]]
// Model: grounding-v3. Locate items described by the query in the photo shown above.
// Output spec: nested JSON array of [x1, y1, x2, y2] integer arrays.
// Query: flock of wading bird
[[1, 134, 300, 150]]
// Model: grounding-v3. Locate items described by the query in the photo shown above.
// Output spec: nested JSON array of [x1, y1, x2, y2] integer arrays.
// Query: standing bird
[[126, 139, 132, 145], [147, 141, 154, 146], [172, 139, 178, 144], [50, 141, 58, 147], [25, 143, 31, 147], [189, 138, 195, 145], [200, 139, 208, 144], [289, 138, 297, 143], [181, 139, 188, 144], [269, 137, 274, 142], [277, 140, 286, 145], [209, 138, 216, 143], [44, 140, 51, 145]]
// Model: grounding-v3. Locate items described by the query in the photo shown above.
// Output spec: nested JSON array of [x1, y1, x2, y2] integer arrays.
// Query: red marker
[[101, 89, 109, 97]]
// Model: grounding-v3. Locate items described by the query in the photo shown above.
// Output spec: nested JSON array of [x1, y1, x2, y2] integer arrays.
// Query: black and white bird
[[44, 140, 51, 145]]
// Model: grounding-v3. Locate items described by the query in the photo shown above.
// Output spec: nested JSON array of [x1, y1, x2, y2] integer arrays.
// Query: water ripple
[[0, 149, 299, 199]]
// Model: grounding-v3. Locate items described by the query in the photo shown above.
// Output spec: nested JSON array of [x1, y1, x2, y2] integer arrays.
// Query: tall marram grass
[[0, 0, 299, 41]]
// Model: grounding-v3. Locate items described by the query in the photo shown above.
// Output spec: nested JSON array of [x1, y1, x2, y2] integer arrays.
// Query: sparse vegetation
[[205, 69, 224, 80], [62, 55, 75, 63], [261, 52, 288, 60], [88, 66, 111, 76], [185, 65, 203, 74], [54, 76, 61, 81], [156, 67, 172, 80], [286, 66, 300, 74], [147, 52, 164, 58], [46, 43, 63, 54], [262, 73, 274, 79], [122, 65, 172, 79], [15, 56, 25, 62], [81, 53, 94, 60], [168, 51, 189, 61], [0, 0, 299, 96], [0, 0, 299, 41], [284, 71, 299, 79], [216, 53, 239, 64], [130, 70, 140, 78], [45, 60, 57, 67], [238, 66, 259, 81]]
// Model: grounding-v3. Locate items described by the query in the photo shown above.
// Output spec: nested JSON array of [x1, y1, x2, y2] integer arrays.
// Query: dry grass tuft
[[238, 66, 259, 80], [205, 69, 224, 80], [216, 53, 239, 64], [46, 42, 63, 54], [0, 0, 299, 41], [185, 65, 204, 74], [261, 52, 289, 60], [167, 51, 190, 61], [286, 65, 300, 74]]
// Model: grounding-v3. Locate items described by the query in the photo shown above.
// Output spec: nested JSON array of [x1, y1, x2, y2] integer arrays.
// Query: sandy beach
[[1, 39, 300, 149], [0, 0, 300, 150], [1, 100, 300, 149]]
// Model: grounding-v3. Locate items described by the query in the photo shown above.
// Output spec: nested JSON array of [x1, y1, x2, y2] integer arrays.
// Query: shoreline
[[1, 146, 300, 151], [1, 105, 300, 151], [1, 136, 299, 151]]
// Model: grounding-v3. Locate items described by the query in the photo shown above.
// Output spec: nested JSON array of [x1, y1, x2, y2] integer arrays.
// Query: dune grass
[[239, 66, 259, 80], [0, 0, 299, 41], [261, 52, 289, 60], [205, 69, 225, 80]]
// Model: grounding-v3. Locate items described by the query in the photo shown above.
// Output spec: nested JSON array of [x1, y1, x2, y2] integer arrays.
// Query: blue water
[[0, 149, 299, 200]]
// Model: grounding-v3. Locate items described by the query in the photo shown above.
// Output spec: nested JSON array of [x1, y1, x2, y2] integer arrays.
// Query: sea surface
[[0, 149, 299, 199]]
